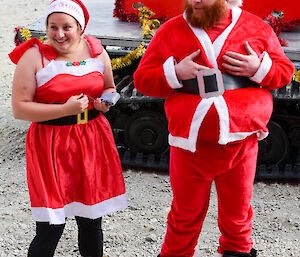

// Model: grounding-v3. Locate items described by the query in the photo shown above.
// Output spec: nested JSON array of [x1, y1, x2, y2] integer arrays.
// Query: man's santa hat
[[226, 0, 243, 7], [46, 0, 90, 34]]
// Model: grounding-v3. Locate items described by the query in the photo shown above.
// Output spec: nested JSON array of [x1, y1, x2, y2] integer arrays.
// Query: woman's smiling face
[[46, 12, 82, 55]]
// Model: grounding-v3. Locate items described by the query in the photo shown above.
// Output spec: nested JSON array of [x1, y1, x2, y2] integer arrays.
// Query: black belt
[[37, 108, 100, 126], [176, 74, 259, 95]]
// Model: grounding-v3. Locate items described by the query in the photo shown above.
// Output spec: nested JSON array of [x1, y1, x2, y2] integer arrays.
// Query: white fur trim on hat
[[226, 0, 243, 7], [46, 0, 85, 29]]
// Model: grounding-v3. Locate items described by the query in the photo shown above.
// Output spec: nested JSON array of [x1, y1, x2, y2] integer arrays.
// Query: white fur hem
[[214, 253, 223, 257], [168, 96, 268, 151], [193, 247, 201, 257], [31, 193, 128, 224], [250, 51, 272, 83], [163, 56, 183, 89], [169, 97, 215, 152], [169, 129, 267, 152]]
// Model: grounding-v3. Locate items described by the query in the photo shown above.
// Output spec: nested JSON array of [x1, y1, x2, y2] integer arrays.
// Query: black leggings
[[28, 216, 103, 257]]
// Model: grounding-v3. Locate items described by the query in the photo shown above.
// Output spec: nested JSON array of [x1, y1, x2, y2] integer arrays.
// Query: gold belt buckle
[[77, 109, 88, 124]]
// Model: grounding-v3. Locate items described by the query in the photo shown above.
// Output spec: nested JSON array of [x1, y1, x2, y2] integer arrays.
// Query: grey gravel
[[0, 1, 300, 256]]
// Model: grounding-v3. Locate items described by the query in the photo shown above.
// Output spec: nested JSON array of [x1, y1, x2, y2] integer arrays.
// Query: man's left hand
[[222, 41, 261, 77]]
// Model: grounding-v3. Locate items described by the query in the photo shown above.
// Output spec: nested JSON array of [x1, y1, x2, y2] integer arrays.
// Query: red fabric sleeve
[[84, 36, 104, 57], [8, 38, 57, 64], [259, 26, 295, 90], [133, 25, 176, 98], [9, 36, 104, 64]]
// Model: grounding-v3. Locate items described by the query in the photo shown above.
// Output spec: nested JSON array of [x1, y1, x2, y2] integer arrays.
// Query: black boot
[[250, 249, 257, 257], [223, 251, 250, 257], [223, 248, 257, 257]]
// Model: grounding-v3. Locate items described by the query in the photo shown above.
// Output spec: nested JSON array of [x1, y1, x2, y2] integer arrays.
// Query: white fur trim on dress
[[31, 193, 128, 225], [250, 51, 272, 83], [163, 56, 183, 89], [46, 0, 85, 29], [36, 58, 104, 88], [193, 247, 201, 257]]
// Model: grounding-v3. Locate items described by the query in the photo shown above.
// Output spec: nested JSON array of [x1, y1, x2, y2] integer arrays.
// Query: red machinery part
[[114, 0, 299, 21], [242, 0, 299, 21]]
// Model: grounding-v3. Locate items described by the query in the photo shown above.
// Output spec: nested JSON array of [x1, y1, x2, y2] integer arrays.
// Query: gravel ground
[[0, 1, 299, 257]]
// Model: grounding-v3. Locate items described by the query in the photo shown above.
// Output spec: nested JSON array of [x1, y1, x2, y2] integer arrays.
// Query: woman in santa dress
[[9, 0, 127, 256]]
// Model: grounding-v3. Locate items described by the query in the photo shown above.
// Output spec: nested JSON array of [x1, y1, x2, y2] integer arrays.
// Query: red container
[[114, 0, 299, 21], [242, 0, 299, 20]]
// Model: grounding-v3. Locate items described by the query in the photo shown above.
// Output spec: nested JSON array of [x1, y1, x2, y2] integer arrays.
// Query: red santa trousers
[[160, 135, 258, 256]]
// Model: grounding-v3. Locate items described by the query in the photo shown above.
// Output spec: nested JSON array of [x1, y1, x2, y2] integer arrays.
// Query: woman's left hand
[[222, 41, 261, 77], [94, 98, 112, 112]]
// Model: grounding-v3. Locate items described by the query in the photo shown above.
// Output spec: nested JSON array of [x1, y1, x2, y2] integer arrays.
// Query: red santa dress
[[9, 36, 127, 225], [134, 6, 294, 257]]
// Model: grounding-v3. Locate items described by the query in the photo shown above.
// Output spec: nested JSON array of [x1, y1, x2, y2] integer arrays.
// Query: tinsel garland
[[113, 0, 167, 23], [14, 27, 22, 46], [293, 70, 300, 83], [14, 26, 46, 46], [113, 0, 139, 22], [111, 42, 146, 70], [111, 5, 154, 70], [264, 11, 300, 46], [137, 6, 160, 39]]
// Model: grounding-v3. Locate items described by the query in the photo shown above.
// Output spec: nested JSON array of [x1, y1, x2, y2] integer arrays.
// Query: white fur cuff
[[250, 51, 272, 84], [163, 56, 183, 89]]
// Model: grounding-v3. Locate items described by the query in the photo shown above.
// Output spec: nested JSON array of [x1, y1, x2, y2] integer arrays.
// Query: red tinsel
[[113, 0, 167, 23], [263, 14, 300, 46], [113, 0, 139, 22], [14, 27, 23, 46]]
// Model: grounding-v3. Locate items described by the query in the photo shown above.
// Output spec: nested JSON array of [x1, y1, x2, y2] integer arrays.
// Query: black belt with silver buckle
[[177, 74, 259, 95], [37, 108, 100, 126]]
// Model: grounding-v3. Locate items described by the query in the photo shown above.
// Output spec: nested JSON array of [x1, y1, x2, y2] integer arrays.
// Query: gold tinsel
[[137, 6, 160, 39], [111, 42, 146, 70], [110, 6, 160, 70], [293, 70, 300, 83], [20, 28, 32, 41], [39, 36, 46, 43], [19, 27, 46, 43]]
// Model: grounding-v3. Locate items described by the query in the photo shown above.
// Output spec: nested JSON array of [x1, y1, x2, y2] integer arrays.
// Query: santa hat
[[46, 0, 90, 34], [226, 0, 243, 7]]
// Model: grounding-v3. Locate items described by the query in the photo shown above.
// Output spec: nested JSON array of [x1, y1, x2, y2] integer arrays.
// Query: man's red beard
[[185, 0, 228, 29]]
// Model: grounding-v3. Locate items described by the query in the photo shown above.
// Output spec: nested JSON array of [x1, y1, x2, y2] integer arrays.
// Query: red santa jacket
[[133, 7, 294, 152]]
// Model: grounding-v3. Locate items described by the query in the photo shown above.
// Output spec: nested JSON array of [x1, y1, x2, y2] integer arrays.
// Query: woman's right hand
[[63, 94, 89, 116]]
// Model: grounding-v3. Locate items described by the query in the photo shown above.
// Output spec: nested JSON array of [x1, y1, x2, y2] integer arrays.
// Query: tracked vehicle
[[16, 0, 300, 180]]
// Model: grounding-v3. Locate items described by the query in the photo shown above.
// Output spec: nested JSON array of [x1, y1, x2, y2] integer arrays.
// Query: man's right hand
[[174, 50, 209, 81]]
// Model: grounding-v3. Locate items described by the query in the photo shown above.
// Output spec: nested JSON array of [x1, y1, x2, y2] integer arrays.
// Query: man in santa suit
[[134, 0, 294, 256]]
